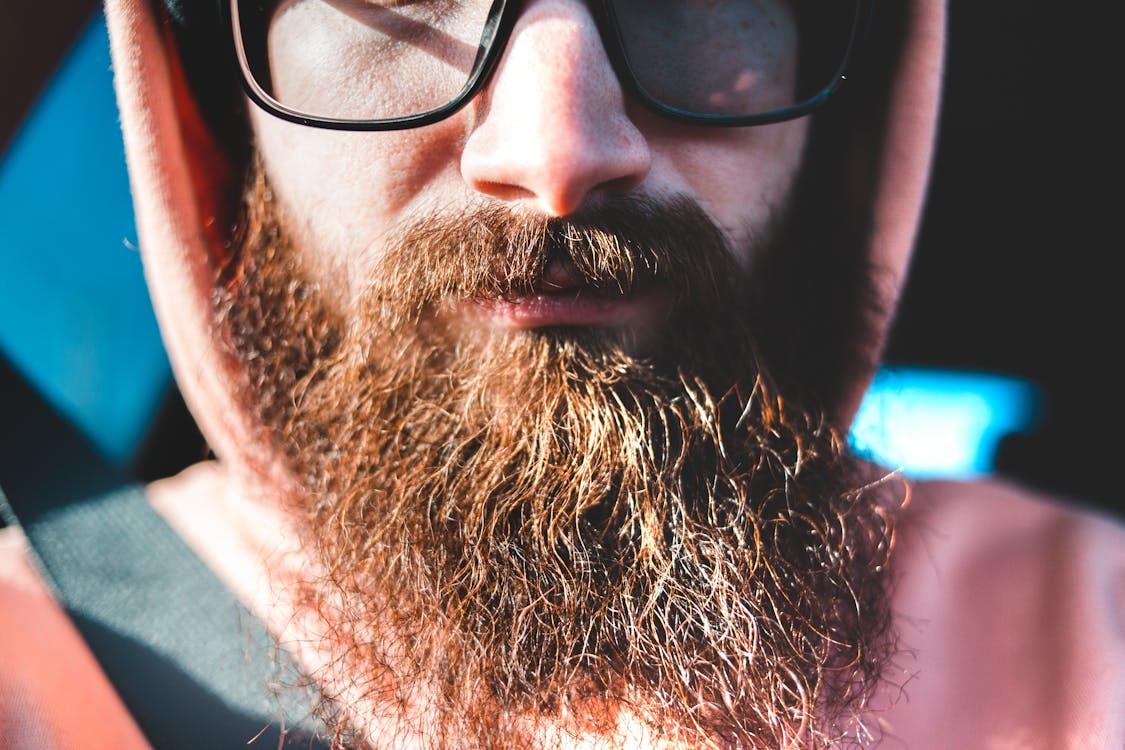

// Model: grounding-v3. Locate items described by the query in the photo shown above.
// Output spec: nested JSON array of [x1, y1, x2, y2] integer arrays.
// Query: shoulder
[[905, 475, 1123, 544], [895, 478, 1124, 616], [875, 477, 1125, 749], [0, 526, 151, 749]]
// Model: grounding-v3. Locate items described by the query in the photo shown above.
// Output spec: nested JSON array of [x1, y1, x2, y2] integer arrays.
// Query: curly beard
[[213, 162, 900, 749]]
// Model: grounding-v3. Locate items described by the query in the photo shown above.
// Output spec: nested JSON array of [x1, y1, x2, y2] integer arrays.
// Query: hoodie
[[0, 0, 1122, 747]]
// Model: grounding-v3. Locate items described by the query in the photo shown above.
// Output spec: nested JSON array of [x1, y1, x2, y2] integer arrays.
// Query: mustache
[[363, 194, 748, 312]]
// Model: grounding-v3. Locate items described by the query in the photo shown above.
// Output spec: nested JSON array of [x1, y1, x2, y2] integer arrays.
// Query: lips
[[468, 256, 670, 330]]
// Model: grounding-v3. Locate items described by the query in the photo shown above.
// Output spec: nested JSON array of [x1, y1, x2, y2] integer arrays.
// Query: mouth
[[467, 257, 672, 331]]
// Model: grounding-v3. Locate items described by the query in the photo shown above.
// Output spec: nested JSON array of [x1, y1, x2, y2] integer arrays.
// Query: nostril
[[471, 180, 536, 204]]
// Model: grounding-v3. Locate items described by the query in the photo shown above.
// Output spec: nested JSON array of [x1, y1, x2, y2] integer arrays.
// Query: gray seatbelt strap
[[0, 356, 329, 749]]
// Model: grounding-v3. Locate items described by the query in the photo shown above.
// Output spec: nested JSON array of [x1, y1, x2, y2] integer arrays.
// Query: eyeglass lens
[[233, 0, 860, 124]]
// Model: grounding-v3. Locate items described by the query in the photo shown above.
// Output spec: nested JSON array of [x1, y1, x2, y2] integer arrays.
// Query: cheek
[[249, 104, 464, 272], [655, 118, 807, 270]]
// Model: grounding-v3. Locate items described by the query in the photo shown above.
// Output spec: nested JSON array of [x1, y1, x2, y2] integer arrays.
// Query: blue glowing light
[[850, 367, 1039, 477]]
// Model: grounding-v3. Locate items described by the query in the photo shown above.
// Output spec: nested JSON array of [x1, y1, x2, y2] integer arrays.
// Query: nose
[[460, 0, 651, 217]]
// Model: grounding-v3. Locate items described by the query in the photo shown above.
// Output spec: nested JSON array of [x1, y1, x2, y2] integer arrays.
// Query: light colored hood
[[104, 0, 946, 479]]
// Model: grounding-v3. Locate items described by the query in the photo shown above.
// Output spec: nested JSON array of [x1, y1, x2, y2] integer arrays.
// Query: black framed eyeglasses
[[224, 0, 873, 131]]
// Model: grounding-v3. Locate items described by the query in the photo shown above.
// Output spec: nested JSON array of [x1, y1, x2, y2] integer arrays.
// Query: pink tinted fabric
[[0, 528, 150, 750]]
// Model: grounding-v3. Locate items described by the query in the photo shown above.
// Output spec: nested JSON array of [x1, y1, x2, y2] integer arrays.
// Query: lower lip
[[469, 287, 668, 330]]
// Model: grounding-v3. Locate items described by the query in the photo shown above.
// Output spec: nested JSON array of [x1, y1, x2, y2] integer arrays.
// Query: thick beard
[[213, 163, 900, 748]]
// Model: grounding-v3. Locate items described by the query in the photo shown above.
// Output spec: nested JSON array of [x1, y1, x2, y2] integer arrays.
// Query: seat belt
[[0, 355, 328, 749]]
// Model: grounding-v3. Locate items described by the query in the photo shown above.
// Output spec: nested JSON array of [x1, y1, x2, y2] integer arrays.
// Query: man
[[0, 0, 1121, 748]]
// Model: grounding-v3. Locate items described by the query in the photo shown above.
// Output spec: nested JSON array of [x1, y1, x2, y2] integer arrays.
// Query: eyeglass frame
[[222, 0, 875, 132]]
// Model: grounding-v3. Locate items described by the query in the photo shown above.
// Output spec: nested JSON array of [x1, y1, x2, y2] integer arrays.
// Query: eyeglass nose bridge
[[463, 0, 630, 117]]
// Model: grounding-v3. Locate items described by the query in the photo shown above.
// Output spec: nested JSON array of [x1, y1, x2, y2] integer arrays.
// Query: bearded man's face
[[213, 163, 897, 747], [212, 7, 899, 748]]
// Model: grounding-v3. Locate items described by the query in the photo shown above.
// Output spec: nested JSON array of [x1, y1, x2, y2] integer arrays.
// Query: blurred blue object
[[0, 11, 169, 465], [851, 366, 1039, 478], [0, 13, 1039, 479]]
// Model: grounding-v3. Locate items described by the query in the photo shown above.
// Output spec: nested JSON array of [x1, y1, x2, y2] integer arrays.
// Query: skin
[[250, 0, 809, 327]]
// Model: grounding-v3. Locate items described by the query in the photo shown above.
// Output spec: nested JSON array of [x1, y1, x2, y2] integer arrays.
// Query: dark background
[[881, 2, 1119, 519], [2, 1, 1119, 519]]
